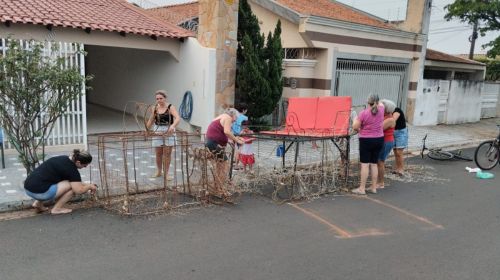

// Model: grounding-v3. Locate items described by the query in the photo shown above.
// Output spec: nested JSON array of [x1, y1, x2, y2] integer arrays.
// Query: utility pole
[[469, 21, 478, 59]]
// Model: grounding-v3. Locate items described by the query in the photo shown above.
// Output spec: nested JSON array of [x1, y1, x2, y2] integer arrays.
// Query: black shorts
[[359, 137, 384, 164], [205, 139, 228, 161]]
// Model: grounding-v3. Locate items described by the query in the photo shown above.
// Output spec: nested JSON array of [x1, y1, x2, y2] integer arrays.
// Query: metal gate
[[334, 59, 408, 110], [0, 39, 87, 149]]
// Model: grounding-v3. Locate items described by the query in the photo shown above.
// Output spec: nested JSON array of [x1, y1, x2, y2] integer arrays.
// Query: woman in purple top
[[351, 94, 385, 195], [205, 108, 244, 197]]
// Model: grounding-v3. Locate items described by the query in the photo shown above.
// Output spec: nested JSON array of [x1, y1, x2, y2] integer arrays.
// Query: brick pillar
[[198, 0, 239, 115]]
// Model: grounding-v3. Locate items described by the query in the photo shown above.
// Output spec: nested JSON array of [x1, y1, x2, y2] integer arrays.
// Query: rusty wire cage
[[87, 128, 353, 215], [88, 130, 240, 215], [232, 132, 351, 203]]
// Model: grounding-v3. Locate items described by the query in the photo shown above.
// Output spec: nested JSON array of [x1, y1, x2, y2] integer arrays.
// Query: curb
[[0, 198, 33, 213], [0, 194, 89, 214]]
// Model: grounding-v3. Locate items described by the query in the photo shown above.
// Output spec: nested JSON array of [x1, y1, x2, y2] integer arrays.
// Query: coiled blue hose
[[179, 90, 193, 121]]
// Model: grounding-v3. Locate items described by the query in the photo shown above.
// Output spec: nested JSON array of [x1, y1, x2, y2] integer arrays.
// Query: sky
[[130, 0, 499, 55]]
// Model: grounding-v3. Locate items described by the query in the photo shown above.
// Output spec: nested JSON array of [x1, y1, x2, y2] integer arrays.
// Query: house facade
[[0, 0, 219, 148], [154, 0, 432, 124]]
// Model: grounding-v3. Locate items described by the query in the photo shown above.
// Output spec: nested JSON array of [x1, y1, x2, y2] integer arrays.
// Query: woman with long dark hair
[[24, 149, 97, 215]]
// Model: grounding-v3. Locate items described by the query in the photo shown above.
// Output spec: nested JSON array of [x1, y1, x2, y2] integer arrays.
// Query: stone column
[[198, 0, 239, 115]]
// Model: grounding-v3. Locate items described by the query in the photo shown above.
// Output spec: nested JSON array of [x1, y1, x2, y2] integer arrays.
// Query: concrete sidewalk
[[0, 117, 498, 213]]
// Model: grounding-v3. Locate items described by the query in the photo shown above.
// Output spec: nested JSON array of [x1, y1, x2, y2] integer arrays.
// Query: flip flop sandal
[[351, 188, 366, 195]]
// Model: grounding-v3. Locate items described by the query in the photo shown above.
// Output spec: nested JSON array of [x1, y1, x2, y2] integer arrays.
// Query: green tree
[[0, 39, 91, 174], [237, 35, 272, 119], [237, 0, 263, 63], [236, 0, 283, 120], [475, 58, 500, 80], [266, 20, 283, 110], [445, 0, 500, 58]]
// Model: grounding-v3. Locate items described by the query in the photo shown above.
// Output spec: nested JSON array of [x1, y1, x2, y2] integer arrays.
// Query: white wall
[[445, 80, 483, 124], [482, 82, 500, 119], [166, 38, 216, 132], [86, 37, 216, 132], [412, 79, 440, 126], [415, 79, 492, 125]]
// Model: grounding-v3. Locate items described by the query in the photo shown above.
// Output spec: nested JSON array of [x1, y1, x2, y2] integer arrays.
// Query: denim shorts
[[378, 141, 394, 161], [151, 125, 176, 147], [25, 184, 58, 201], [394, 128, 408, 149]]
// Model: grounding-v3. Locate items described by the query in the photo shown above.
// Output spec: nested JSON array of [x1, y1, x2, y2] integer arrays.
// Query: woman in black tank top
[[392, 107, 408, 175], [146, 90, 180, 179]]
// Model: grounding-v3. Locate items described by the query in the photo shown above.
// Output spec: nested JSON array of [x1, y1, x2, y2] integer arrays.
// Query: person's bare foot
[[32, 201, 49, 213], [151, 171, 162, 178], [50, 208, 73, 215], [366, 188, 377, 194]]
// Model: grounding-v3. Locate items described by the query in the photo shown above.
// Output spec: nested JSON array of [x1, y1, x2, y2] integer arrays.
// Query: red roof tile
[[0, 0, 193, 39], [275, 0, 394, 29], [148, 0, 394, 30], [147, 1, 199, 26], [426, 49, 485, 66]]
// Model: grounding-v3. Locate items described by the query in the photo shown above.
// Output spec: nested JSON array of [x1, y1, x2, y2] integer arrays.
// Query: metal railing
[[283, 48, 317, 60]]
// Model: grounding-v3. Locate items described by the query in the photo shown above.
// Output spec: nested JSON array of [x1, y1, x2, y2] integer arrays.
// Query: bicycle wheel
[[474, 141, 500, 170], [427, 150, 454, 160]]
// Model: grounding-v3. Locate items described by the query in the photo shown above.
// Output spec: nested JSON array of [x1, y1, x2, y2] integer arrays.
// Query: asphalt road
[[1, 151, 499, 280]]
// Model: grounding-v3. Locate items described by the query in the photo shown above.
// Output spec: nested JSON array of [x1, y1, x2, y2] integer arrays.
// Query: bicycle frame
[[420, 134, 428, 158]]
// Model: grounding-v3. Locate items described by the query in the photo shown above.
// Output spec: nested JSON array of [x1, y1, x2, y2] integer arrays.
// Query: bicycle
[[421, 134, 472, 161], [474, 125, 500, 170]]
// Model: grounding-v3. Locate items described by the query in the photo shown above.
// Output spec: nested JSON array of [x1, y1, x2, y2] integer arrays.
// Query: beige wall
[[249, 2, 307, 48], [396, 0, 427, 33], [282, 59, 316, 98], [313, 48, 332, 79], [312, 41, 419, 81], [307, 23, 422, 47]]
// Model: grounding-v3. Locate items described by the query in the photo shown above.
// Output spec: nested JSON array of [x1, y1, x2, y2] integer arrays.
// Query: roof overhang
[[425, 59, 486, 71], [250, 0, 303, 24], [306, 16, 424, 41], [0, 23, 181, 60]]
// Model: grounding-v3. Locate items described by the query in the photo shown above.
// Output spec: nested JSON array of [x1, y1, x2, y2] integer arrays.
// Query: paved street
[[0, 149, 499, 280]]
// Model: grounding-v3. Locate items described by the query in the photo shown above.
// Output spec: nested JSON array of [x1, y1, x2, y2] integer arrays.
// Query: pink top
[[206, 118, 228, 146], [358, 105, 384, 138]]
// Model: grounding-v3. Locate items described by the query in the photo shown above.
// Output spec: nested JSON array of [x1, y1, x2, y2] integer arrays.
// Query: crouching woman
[[24, 149, 97, 215]]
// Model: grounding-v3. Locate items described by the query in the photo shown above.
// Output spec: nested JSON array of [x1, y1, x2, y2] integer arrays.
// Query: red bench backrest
[[315, 96, 352, 135], [285, 96, 352, 135]]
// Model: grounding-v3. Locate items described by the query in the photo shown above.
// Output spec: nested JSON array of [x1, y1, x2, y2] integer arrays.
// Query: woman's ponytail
[[71, 149, 92, 164], [367, 94, 380, 115]]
